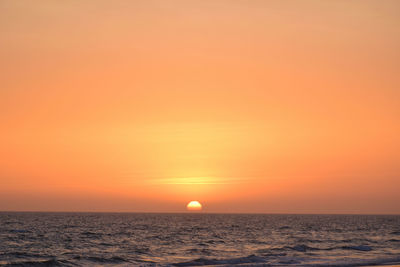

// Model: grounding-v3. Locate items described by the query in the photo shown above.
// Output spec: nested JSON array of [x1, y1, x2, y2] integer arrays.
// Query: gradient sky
[[1, 0, 399, 213]]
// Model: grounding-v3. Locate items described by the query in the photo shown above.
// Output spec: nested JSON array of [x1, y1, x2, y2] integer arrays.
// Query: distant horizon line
[[1, 210, 399, 216]]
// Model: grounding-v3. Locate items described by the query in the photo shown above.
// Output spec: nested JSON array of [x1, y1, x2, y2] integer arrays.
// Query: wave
[[0, 252, 47, 259], [8, 229, 32, 234], [260, 244, 329, 253], [256, 244, 374, 254], [205, 239, 225, 244], [186, 248, 215, 255], [288, 244, 322, 252], [79, 231, 103, 237], [288, 244, 372, 252], [338, 238, 378, 244], [341, 245, 372, 251], [172, 255, 400, 267], [4, 259, 64, 266], [73, 255, 128, 263], [173, 255, 265, 266]]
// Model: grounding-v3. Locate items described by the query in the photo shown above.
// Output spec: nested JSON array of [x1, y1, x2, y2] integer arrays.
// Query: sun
[[186, 201, 202, 211]]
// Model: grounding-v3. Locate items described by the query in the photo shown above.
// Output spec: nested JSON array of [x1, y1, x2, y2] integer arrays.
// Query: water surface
[[1, 212, 400, 266]]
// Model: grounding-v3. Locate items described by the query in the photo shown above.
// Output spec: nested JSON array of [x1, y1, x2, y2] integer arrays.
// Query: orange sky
[[1, 0, 399, 213]]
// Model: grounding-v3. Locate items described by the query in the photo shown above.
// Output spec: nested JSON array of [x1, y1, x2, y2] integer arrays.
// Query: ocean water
[[1, 213, 400, 266]]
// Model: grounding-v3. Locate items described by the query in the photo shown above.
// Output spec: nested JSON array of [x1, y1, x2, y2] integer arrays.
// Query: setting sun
[[186, 201, 202, 211]]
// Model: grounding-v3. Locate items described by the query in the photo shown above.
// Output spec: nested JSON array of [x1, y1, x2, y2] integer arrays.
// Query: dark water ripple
[[1, 213, 400, 266]]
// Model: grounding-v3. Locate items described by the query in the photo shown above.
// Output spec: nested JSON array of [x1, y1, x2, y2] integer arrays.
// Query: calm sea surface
[[1, 213, 400, 266]]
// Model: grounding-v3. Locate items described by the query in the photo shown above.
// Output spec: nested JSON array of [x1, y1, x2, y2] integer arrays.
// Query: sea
[[1, 213, 400, 266]]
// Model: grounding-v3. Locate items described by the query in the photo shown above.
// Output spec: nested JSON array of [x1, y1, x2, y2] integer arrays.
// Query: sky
[[1, 0, 399, 214]]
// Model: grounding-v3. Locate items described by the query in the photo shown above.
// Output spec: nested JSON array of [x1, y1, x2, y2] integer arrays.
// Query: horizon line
[[1, 210, 399, 216]]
